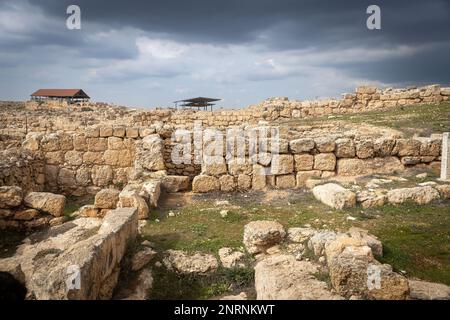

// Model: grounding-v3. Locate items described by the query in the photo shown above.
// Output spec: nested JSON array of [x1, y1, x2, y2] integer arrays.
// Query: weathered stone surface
[[335, 138, 356, 158], [135, 134, 165, 171], [255, 254, 342, 300], [312, 183, 356, 209], [308, 230, 341, 256], [374, 138, 396, 157], [228, 158, 253, 176], [243, 221, 286, 254], [314, 137, 335, 153], [296, 171, 321, 188], [325, 235, 408, 300], [237, 174, 252, 190], [219, 175, 236, 192], [314, 153, 336, 171], [117, 187, 149, 220], [192, 175, 220, 193], [161, 175, 190, 192], [142, 180, 161, 207], [394, 139, 421, 156], [435, 184, 450, 199], [163, 250, 218, 274], [24, 192, 66, 217], [387, 186, 440, 205], [275, 174, 296, 189], [95, 189, 120, 209], [252, 164, 267, 190], [271, 154, 294, 175], [91, 165, 113, 187], [287, 227, 316, 243], [290, 138, 315, 153], [13, 209, 39, 221], [218, 248, 246, 268], [294, 154, 314, 171], [131, 247, 157, 271], [337, 157, 403, 176], [79, 205, 100, 218], [356, 140, 375, 159], [409, 280, 450, 300], [202, 157, 228, 176], [0, 186, 23, 208], [348, 227, 383, 258], [0, 208, 138, 300]]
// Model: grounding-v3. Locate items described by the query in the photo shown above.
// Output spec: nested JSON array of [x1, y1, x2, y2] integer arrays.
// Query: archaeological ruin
[[1, 84, 450, 300]]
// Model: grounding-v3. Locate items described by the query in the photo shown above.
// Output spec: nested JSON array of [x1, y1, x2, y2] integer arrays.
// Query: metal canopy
[[174, 97, 221, 111]]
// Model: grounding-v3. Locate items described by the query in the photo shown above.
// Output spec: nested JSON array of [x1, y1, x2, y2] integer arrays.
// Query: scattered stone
[[23, 192, 66, 217], [243, 221, 286, 254], [95, 189, 120, 209], [79, 205, 100, 218], [220, 292, 248, 300], [220, 210, 229, 218], [435, 184, 450, 199], [287, 227, 316, 243], [408, 280, 450, 300], [131, 247, 157, 271], [163, 250, 218, 274], [312, 183, 356, 209], [254, 254, 343, 300], [415, 173, 428, 179], [218, 248, 246, 268], [387, 186, 440, 205]]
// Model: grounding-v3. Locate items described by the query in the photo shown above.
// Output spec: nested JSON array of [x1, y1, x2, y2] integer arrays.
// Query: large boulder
[[23, 192, 66, 217], [0, 186, 23, 208], [163, 250, 218, 274], [387, 186, 440, 205], [254, 254, 342, 300], [94, 189, 120, 209], [192, 175, 220, 193], [325, 236, 409, 299], [312, 183, 356, 209], [243, 221, 286, 254]]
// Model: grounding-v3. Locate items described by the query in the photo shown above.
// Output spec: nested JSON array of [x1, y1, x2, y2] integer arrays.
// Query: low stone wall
[[1, 85, 449, 138], [16, 126, 443, 195], [192, 136, 442, 192]]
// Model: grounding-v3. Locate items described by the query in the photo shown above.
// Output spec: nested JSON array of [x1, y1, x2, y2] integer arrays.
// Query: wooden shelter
[[31, 89, 90, 103], [174, 97, 221, 111]]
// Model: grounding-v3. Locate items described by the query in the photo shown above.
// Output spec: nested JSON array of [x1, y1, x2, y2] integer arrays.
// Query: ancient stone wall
[[16, 125, 442, 195], [0, 148, 45, 193], [1, 85, 449, 138], [192, 135, 442, 192]]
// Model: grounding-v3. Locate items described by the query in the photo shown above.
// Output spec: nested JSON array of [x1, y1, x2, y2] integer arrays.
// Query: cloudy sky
[[0, 0, 449, 108]]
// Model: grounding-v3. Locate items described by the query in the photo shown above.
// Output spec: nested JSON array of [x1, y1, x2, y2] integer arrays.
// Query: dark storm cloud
[[1, 0, 450, 105], [33, 0, 450, 47]]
